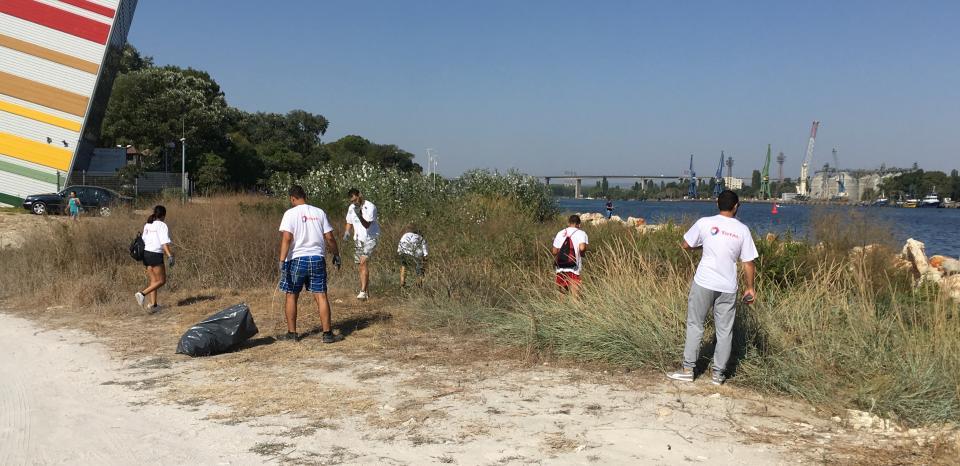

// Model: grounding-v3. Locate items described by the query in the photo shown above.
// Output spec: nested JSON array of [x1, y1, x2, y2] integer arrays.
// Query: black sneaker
[[321, 332, 343, 344], [277, 332, 300, 342]]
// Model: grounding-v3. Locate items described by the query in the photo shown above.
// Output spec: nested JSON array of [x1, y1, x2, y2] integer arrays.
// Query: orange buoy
[[771, 203, 779, 215]]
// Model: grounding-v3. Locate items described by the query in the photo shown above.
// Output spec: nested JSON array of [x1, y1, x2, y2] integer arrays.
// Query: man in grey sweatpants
[[668, 190, 758, 385]]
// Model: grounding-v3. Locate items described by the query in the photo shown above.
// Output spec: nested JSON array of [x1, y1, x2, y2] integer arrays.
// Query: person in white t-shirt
[[552, 215, 589, 297], [135, 205, 174, 311], [397, 223, 428, 287], [344, 188, 379, 300], [668, 190, 758, 385], [277, 185, 343, 343]]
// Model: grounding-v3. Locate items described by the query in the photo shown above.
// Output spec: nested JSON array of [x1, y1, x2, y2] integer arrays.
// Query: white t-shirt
[[345, 200, 380, 241], [142, 220, 171, 253], [397, 232, 428, 258], [279, 204, 334, 260], [683, 215, 759, 293], [552, 227, 589, 275]]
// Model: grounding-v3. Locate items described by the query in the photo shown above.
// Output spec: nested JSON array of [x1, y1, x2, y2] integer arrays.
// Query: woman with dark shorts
[[135, 205, 174, 310]]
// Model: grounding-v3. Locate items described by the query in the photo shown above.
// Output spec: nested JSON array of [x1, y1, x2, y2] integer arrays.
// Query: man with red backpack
[[552, 215, 589, 297]]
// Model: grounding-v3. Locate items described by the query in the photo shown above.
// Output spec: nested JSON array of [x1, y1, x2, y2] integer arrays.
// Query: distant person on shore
[[397, 224, 428, 288], [277, 185, 342, 343], [605, 196, 614, 219], [668, 190, 757, 385], [552, 215, 589, 298], [135, 205, 174, 311], [67, 192, 81, 221], [344, 188, 379, 300]]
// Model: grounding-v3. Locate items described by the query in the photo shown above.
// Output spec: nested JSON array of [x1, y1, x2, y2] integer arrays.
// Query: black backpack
[[129, 232, 145, 261], [555, 230, 578, 269]]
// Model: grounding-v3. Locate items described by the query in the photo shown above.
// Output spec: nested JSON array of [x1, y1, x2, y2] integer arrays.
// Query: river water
[[557, 198, 960, 258]]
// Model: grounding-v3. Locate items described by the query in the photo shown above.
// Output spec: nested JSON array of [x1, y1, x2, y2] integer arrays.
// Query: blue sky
[[128, 0, 959, 177]]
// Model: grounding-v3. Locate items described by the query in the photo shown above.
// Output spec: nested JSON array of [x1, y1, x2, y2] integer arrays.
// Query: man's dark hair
[[347, 188, 360, 197], [568, 214, 581, 226], [288, 185, 307, 200], [717, 190, 739, 212]]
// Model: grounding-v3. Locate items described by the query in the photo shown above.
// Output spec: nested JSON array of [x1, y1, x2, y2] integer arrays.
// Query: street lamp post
[[180, 137, 186, 203]]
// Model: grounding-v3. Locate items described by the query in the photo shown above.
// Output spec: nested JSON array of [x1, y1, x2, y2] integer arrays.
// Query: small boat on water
[[920, 189, 941, 208], [903, 197, 920, 208], [872, 195, 889, 207]]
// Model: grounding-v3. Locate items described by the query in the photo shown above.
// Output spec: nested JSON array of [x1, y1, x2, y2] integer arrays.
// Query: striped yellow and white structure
[[0, 0, 137, 207]]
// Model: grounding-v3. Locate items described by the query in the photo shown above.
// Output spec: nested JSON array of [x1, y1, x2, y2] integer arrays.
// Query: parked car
[[21, 185, 132, 216]]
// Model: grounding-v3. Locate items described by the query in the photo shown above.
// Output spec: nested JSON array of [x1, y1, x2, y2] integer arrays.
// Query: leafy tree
[[195, 152, 228, 192], [118, 44, 153, 74], [880, 169, 951, 198], [951, 169, 960, 200], [101, 66, 230, 173], [326, 135, 420, 172], [750, 170, 762, 196]]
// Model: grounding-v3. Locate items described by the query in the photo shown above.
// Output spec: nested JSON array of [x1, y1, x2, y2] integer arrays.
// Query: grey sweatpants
[[682, 282, 737, 374]]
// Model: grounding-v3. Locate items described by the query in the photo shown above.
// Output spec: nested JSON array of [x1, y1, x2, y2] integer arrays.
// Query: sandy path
[[0, 311, 801, 465], [0, 312, 265, 466]]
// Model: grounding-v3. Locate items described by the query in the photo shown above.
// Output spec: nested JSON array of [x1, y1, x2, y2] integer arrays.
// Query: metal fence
[[65, 171, 189, 197]]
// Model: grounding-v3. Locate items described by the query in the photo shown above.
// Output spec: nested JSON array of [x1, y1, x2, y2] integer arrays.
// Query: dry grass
[[0, 194, 958, 463]]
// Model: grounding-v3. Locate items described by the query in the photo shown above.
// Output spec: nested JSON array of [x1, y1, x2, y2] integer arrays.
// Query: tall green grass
[[407, 198, 959, 425]]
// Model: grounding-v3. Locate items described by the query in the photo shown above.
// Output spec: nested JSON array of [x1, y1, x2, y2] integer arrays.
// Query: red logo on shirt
[[710, 226, 740, 239], [301, 215, 321, 223]]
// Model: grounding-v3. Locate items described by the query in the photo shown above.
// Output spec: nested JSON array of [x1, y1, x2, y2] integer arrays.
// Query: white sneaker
[[667, 367, 694, 382], [135, 292, 145, 307], [356, 291, 369, 300]]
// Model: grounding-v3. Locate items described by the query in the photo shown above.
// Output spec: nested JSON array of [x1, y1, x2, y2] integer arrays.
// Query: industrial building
[[808, 169, 901, 201], [0, 0, 137, 207]]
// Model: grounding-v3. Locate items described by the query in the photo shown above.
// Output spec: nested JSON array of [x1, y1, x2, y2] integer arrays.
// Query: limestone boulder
[[901, 238, 942, 283], [943, 275, 960, 301], [930, 255, 960, 276]]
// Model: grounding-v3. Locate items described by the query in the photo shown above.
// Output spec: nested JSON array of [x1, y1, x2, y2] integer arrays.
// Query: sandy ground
[[0, 311, 801, 465], [0, 312, 267, 465]]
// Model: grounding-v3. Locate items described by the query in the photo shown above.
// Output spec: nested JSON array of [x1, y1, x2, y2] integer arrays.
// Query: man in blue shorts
[[277, 185, 343, 343]]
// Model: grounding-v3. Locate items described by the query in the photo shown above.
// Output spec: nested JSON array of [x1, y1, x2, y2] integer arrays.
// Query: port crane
[[797, 121, 820, 197], [713, 151, 725, 198], [687, 154, 697, 199], [760, 144, 772, 199]]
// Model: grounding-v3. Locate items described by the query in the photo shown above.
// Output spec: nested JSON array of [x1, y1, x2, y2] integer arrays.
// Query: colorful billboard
[[0, 0, 137, 207]]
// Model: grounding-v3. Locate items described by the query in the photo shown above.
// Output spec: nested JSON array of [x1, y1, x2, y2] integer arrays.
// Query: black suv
[[22, 185, 131, 216]]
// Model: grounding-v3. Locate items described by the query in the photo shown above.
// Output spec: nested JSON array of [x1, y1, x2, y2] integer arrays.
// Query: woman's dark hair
[[147, 205, 166, 224]]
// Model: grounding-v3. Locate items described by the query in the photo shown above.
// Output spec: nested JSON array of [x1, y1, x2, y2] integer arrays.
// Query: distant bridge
[[539, 175, 721, 198]]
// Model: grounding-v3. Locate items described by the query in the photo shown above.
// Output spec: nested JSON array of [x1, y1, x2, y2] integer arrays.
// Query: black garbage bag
[[176, 303, 259, 357]]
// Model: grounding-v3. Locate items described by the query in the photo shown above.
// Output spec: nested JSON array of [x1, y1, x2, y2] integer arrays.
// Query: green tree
[[951, 169, 959, 200], [881, 169, 951, 198], [195, 152, 228, 192], [101, 66, 230, 173], [326, 135, 421, 172], [750, 170, 762, 196], [117, 44, 153, 74]]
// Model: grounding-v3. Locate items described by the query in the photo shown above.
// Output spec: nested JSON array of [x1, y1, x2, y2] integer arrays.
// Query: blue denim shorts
[[279, 256, 327, 294]]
